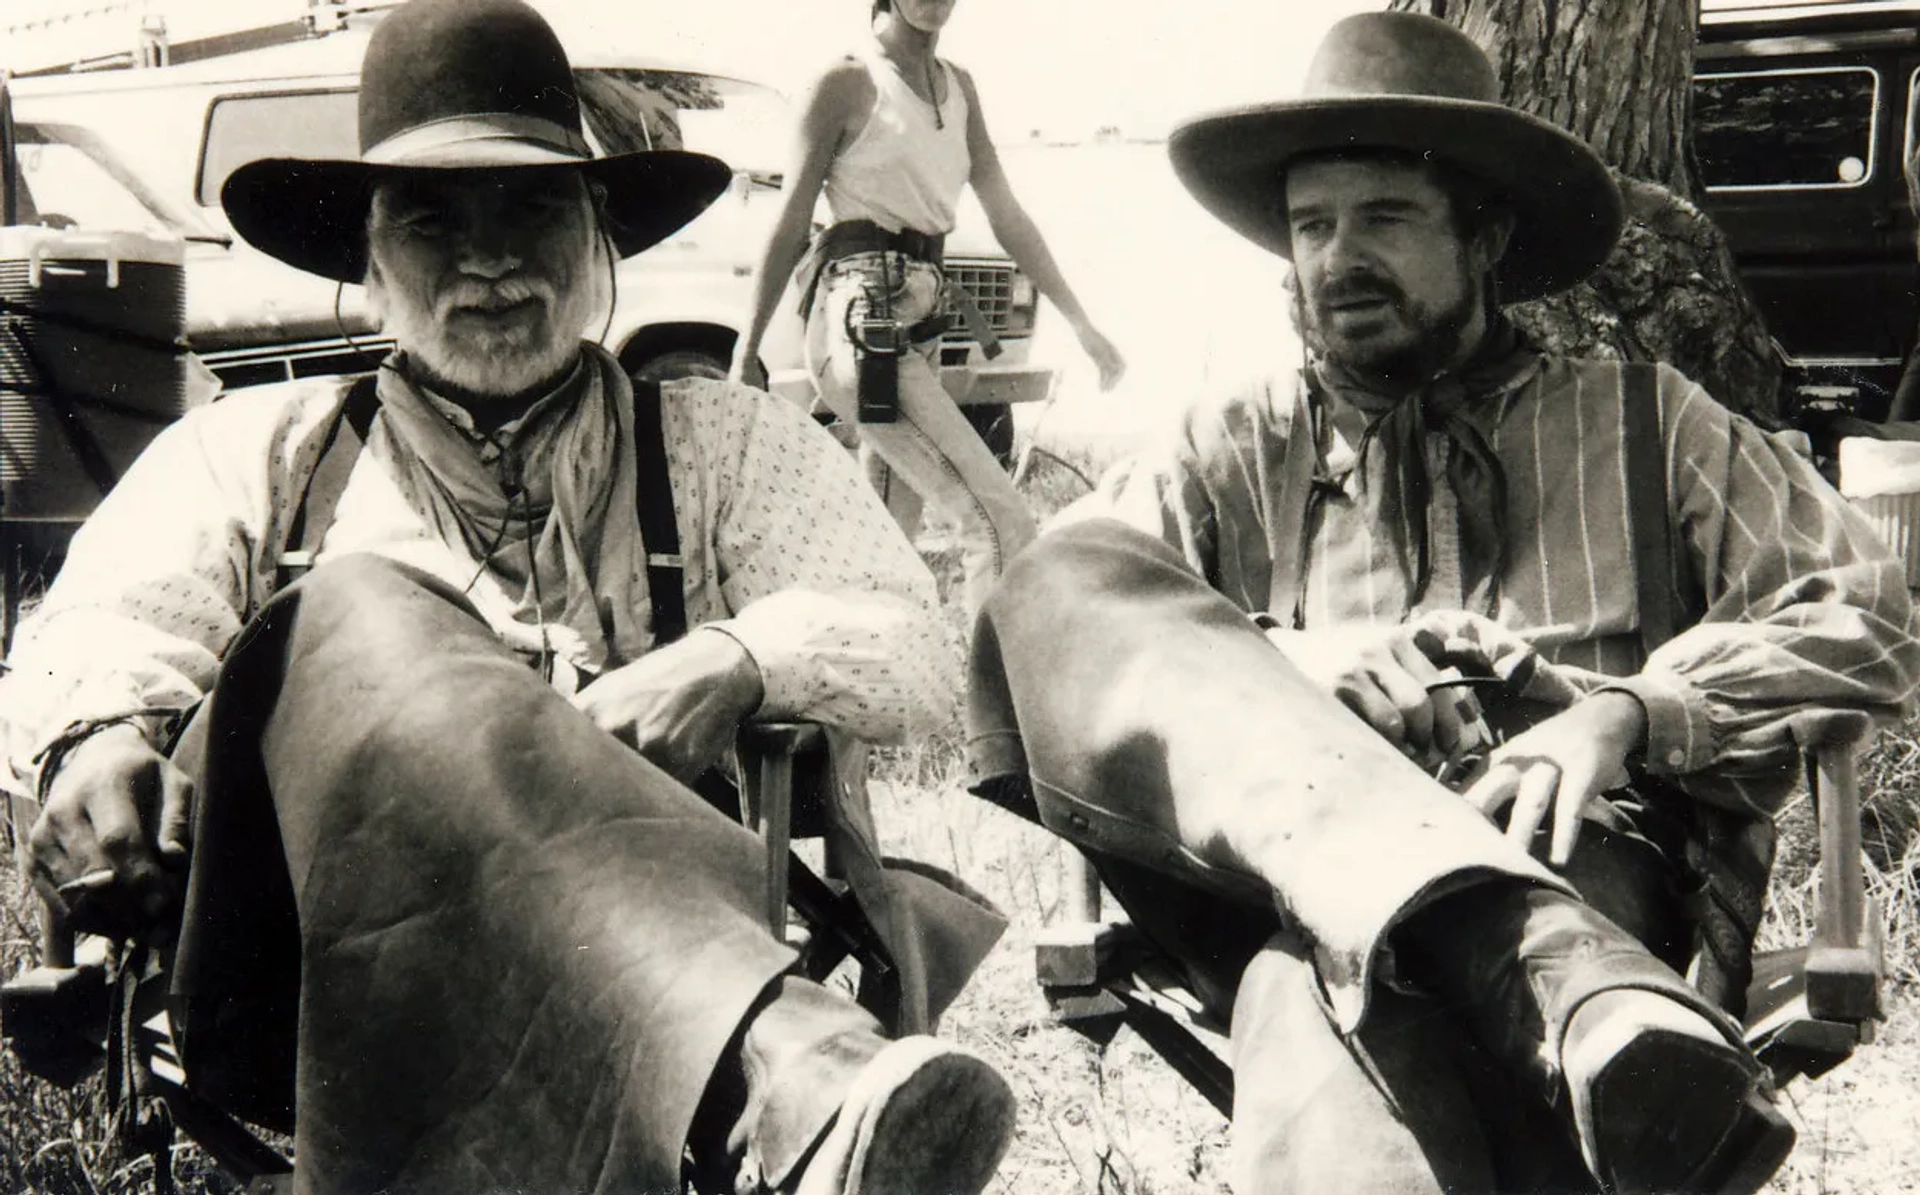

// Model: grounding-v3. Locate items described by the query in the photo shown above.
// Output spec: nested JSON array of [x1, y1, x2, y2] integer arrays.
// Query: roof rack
[[7, 0, 399, 78]]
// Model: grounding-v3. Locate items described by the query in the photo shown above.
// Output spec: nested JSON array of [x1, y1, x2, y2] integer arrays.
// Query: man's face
[[366, 169, 605, 399], [1285, 156, 1502, 380]]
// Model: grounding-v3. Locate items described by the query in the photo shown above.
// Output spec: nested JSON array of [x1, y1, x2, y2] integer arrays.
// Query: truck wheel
[[630, 348, 729, 385], [965, 403, 1016, 471]]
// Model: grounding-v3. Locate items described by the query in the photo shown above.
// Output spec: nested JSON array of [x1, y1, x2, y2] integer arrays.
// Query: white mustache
[[438, 276, 553, 317]]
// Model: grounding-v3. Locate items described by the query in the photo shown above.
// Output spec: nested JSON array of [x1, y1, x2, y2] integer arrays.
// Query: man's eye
[[394, 213, 448, 237], [1291, 220, 1332, 241]]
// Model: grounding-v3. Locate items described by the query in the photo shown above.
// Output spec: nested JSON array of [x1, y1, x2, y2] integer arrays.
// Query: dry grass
[[5, 445, 1920, 1192]]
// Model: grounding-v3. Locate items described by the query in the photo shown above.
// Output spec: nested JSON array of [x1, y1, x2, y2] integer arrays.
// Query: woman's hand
[[728, 347, 770, 391], [1077, 324, 1127, 392]]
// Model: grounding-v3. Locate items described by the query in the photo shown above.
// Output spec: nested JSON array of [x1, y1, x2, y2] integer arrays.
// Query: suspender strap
[[278, 374, 380, 585], [1621, 362, 1677, 659], [629, 378, 687, 646], [275, 372, 688, 648]]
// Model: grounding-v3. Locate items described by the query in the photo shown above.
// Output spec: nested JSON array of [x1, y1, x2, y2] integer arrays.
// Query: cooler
[[0, 226, 188, 521], [1838, 436, 1920, 587]]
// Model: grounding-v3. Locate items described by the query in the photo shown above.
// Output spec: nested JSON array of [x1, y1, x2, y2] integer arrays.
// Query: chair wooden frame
[[1034, 745, 1886, 1119]]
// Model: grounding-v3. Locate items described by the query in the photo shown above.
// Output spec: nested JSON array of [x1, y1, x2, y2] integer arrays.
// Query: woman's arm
[[956, 66, 1125, 390], [730, 62, 871, 388]]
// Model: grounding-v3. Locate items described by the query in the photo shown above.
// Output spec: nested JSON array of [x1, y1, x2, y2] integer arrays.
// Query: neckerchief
[[374, 343, 652, 670], [1309, 319, 1541, 610]]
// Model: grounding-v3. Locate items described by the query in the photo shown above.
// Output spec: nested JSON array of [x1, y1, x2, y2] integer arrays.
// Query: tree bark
[[1387, 0, 1783, 424]]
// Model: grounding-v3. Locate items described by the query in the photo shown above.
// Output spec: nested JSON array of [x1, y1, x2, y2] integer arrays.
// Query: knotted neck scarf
[[1308, 318, 1542, 611], [373, 343, 652, 671]]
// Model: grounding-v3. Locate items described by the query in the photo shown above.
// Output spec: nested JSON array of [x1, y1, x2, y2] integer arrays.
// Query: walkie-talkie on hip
[[850, 255, 903, 423]]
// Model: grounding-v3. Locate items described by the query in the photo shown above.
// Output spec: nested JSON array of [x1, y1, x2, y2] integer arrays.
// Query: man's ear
[[1470, 205, 1517, 277]]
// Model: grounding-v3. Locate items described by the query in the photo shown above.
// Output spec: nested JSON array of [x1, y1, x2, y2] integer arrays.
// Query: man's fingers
[[1336, 676, 1407, 746], [1371, 663, 1435, 752], [156, 769, 195, 859], [1463, 762, 1520, 821], [1502, 762, 1561, 855]]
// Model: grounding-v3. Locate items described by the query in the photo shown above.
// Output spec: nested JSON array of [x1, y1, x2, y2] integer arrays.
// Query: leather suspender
[[277, 374, 379, 587], [277, 373, 688, 647], [1621, 362, 1677, 659], [628, 378, 686, 646]]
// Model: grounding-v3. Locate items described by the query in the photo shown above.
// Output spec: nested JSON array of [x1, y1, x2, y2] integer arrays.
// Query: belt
[[818, 219, 946, 266], [794, 219, 945, 319], [793, 220, 1002, 358]]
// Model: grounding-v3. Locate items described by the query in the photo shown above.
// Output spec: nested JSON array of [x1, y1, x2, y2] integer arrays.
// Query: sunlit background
[[2, 0, 1383, 449]]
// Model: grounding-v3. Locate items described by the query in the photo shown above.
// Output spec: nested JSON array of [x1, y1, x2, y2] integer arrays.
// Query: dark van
[[1695, 0, 1920, 420]]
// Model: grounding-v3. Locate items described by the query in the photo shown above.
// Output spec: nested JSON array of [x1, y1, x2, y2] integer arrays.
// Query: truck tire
[[630, 348, 729, 385], [965, 403, 1016, 471]]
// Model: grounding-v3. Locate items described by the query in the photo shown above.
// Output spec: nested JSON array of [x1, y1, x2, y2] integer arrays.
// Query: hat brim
[[220, 149, 733, 284], [1168, 97, 1623, 303]]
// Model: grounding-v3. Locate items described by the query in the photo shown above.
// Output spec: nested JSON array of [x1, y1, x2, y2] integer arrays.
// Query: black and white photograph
[[2, 1, 1919, 1192]]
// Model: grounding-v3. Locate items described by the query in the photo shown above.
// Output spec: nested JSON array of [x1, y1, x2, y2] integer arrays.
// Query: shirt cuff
[[696, 619, 813, 720], [1598, 671, 1715, 774]]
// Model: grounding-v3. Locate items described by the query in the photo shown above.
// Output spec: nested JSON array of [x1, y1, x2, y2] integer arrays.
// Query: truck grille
[[943, 259, 1029, 341]]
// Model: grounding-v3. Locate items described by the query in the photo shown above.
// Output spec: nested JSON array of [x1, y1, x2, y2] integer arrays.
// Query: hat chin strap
[[363, 113, 593, 166]]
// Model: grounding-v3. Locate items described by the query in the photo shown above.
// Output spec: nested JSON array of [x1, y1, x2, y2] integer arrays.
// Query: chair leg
[[1067, 849, 1101, 923], [757, 750, 793, 937]]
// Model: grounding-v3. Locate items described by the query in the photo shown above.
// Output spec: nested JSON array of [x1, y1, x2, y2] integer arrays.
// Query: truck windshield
[[196, 68, 785, 207]]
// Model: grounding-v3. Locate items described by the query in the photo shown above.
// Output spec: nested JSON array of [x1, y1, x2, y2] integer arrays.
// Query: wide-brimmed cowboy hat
[[220, 0, 731, 284], [1168, 12, 1622, 304]]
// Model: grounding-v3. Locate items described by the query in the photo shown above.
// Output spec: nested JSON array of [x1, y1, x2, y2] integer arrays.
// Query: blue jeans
[[807, 251, 1035, 614]]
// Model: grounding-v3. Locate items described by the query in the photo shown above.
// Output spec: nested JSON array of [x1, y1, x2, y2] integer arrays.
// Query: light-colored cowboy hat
[[1168, 12, 1623, 303], [220, 0, 731, 284]]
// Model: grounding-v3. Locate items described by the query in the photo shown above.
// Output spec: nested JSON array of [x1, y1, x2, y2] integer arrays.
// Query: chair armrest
[[739, 721, 826, 759], [1805, 746, 1883, 1023]]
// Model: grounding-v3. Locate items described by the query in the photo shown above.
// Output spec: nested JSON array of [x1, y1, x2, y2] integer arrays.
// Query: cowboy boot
[[692, 975, 1015, 1195], [1394, 882, 1794, 1195]]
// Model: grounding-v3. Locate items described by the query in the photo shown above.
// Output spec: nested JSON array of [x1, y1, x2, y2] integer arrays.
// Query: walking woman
[[731, 0, 1125, 615]]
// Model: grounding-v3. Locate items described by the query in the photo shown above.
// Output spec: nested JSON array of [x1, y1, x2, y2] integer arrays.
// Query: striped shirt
[[1085, 356, 1920, 816]]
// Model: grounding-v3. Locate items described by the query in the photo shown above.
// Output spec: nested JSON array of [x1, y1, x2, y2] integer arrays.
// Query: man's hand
[[571, 629, 765, 782], [1462, 690, 1648, 866], [1273, 622, 1487, 763], [28, 722, 193, 942]]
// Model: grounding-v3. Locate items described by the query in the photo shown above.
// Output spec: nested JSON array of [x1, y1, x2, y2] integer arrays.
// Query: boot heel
[[1565, 995, 1793, 1195]]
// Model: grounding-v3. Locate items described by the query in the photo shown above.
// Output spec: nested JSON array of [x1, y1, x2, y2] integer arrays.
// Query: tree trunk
[[1388, 0, 1783, 424]]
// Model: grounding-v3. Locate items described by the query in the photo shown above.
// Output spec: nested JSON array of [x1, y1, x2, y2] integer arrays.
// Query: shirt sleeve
[[1067, 379, 1299, 616], [1604, 366, 1920, 800], [0, 388, 322, 796], [689, 380, 961, 741]]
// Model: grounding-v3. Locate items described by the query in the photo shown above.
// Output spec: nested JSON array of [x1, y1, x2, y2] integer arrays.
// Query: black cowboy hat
[[1168, 12, 1622, 304], [220, 0, 732, 284]]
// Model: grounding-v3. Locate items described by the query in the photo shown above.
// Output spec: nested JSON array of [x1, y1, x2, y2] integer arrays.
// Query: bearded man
[[2, 2, 1015, 1192], [966, 13, 1920, 1195]]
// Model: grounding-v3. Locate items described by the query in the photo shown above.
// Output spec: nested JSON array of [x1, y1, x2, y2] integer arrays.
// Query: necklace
[[924, 56, 944, 130]]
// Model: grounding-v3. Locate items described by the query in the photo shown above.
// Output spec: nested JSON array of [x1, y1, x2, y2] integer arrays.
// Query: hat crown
[[358, 0, 581, 156], [1302, 12, 1499, 106]]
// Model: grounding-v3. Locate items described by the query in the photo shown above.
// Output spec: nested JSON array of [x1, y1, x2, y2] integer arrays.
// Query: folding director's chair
[[1, 721, 882, 1191], [1031, 745, 1885, 1119]]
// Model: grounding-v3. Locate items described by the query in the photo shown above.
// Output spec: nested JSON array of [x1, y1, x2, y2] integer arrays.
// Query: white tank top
[[823, 47, 971, 236]]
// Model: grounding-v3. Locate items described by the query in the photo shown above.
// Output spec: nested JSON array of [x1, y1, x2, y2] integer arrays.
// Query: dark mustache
[[1318, 272, 1406, 307]]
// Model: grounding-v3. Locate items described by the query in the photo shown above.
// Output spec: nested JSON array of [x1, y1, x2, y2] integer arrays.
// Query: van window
[[197, 89, 357, 205], [1694, 66, 1877, 190], [15, 121, 181, 236]]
